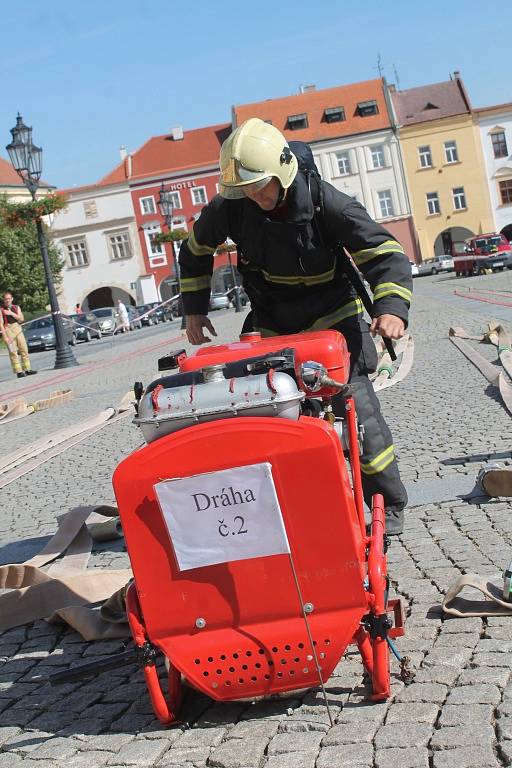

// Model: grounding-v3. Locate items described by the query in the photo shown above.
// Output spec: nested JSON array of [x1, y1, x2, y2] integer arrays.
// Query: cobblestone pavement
[[1, 272, 512, 767]]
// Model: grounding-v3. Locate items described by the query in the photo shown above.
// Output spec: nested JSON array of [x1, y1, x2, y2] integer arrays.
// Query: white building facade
[[50, 182, 153, 313], [475, 104, 512, 240]]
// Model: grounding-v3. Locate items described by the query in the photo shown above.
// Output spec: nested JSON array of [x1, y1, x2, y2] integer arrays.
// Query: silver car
[[24, 316, 76, 351]]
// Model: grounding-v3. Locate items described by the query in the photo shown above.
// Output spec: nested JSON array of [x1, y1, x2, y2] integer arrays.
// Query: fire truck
[[453, 233, 512, 276]]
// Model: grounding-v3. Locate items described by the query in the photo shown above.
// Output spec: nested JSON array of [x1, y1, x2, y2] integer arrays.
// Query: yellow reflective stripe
[[307, 298, 363, 331], [360, 445, 395, 476], [187, 229, 216, 257], [180, 275, 212, 292], [352, 240, 405, 266], [373, 282, 412, 303], [261, 267, 335, 286]]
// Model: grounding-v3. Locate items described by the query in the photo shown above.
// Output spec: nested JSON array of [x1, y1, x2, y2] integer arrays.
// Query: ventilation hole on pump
[[194, 659, 201, 664], [294, 657, 300, 663], [272, 646, 278, 653], [277, 672, 283, 678], [242, 664, 248, 670], [220, 654, 226, 660], [255, 663, 262, 669], [229, 666, 235, 673], [268, 660, 274, 666], [207, 656, 214, 662], [238, 677, 244, 684], [216, 669, 222, 675], [313, 640, 317, 646], [284, 644, 291, 651], [233, 653, 239, 659], [280, 659, 287, 665], [264, 674, 270, 680], [289, 670, 295, 676], [298, 642, 304, 649], [319, 652, 326, 659], [225, 680, 231, 686], [324, 639, 331, 645], [246, 650, 252, 657], [251, 676, 257, 682], [203, 671, 209, 677], [258, 648, 265, 655]]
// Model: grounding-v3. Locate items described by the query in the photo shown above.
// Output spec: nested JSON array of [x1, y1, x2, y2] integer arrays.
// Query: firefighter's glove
[[370, 314, 405, 340], [186, 314, 218, 345]]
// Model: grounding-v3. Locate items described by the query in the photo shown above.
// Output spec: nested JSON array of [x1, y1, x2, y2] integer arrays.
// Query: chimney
[[453, 70, 461, 78], [300, 84, 316, 94], [172, 125, 184, 141], [388, 84, 396, 93], [119, 145, 127, 160], [124, 154, 132, 179]]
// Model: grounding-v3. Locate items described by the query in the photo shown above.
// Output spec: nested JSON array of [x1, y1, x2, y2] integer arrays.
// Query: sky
[[1, 0, 511, 190]]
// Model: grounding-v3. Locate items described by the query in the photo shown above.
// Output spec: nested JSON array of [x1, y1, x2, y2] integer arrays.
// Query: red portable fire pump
[[112, 329, 405, 724]]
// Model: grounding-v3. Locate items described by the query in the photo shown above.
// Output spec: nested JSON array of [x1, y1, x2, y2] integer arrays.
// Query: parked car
[[209, 292, 231, 311], [67, 312, 102, 342], [409, 261, 419, 278], [140, 301, 177, 323], [135, 304, 161, 326], [91, 307, 117, 335], [417, 255, 454, 276], [24, 316, 76, 351], [125, 305, 142, 331]]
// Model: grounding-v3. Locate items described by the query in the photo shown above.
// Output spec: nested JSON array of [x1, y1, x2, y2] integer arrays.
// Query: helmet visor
[[219, 156, 271, 199]]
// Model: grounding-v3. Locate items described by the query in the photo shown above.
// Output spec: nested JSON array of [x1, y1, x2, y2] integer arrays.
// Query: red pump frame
[[114, 330, 405, 723]]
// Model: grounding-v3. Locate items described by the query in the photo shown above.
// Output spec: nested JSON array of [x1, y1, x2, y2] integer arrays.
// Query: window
[[444, 141, 459, 163], [426, 192, 440, 215], [324, 106, 345, 123], [108, 230, 132, 261], [357, 100, 379, 117], [378, 190, 394, 218], [499, 180, 512, 204], [65, 239, 89, 268], [452, 187, 466, 210], [371, 145, 385, 169], [287, 113, 308, 130], [191, 186, 207, 206], [492, 131, 508, 159], [336, 152, 351, 175], [418, 145, 433, 168], [143, 223, 167, 268], [140, 196, 156, 215], [167, 191, 182, 209]]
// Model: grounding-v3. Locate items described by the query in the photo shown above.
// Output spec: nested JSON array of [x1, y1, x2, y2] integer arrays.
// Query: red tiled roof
[[474, 101, 512, 114], [0, 156, 53, 189], [233, 79, 391, 141], [98, 123, 231, 186], [391, 79, 471, 127]]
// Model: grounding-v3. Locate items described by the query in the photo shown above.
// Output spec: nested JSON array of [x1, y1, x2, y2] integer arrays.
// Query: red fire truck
[[453, 233, 512, 276]]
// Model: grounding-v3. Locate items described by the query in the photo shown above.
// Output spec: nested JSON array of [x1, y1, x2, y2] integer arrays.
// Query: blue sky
[[1, 0, 510, 189]]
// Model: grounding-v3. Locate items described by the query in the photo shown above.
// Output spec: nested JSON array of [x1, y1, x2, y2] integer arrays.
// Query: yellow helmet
[[219, 118, 298, 199]]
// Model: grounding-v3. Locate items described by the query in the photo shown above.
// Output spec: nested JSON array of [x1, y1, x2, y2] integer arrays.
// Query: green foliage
[[153, 228, 188, 245], [0, 193, 68, 228], [0, 219, 64, 314]]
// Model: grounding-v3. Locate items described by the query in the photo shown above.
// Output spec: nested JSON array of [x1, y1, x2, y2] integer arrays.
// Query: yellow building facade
[[392, 78, 493, 261]]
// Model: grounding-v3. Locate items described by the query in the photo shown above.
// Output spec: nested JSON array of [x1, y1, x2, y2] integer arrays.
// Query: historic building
[[390, 74, 494, 259], [233, 79, 420, 262], [474, 102, 512, 241]]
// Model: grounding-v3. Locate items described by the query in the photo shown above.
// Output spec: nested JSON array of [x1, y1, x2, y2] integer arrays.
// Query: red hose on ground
[[453, 291, 512, 308]]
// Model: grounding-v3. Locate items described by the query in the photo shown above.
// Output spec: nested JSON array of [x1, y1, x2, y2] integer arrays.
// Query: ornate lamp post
[[157, 183, 186, 330], [6, 114, 78, 368]]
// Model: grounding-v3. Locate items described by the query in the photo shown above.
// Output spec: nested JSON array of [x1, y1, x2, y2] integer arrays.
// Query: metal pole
[[164, 215, 186, 330], [227, 249, 242, 313], [35, 215, 78, 369]]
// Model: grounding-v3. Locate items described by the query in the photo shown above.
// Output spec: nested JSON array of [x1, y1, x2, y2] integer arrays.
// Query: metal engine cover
[[135, 367, 304, 444]]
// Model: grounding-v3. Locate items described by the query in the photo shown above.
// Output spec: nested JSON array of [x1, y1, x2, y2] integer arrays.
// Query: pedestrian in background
[[0, 292, 37, 378], [116, 299, 130, 333]]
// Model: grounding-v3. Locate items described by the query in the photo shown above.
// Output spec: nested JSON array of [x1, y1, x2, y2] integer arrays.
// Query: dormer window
[[324, 106, 345, 123], [357, 100, 379, 117], [287, 113, 308, 130]]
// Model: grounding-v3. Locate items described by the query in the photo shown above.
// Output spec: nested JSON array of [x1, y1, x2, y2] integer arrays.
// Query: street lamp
[[6, 114, 78, 369], [157, 183, 186, 330]]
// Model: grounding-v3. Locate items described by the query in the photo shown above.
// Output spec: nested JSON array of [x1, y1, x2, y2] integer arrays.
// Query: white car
[[409, 261, 419, 277], [417, 255, 454, 276]]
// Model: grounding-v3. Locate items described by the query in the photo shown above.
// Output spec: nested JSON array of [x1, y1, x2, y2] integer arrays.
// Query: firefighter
[[0, 292, 37, 378], [179, 119, 412, 534]]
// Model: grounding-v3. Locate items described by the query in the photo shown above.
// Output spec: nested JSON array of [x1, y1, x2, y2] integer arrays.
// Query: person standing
[[116, 299, 130, 333], [0, 292, 37, 378]]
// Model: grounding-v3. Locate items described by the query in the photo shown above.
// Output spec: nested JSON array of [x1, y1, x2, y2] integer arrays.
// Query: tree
[[0, 218, 64, 315]]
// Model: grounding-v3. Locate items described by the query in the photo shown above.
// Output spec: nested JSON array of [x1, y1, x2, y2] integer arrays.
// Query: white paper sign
[[154, 462, 290, 571]]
